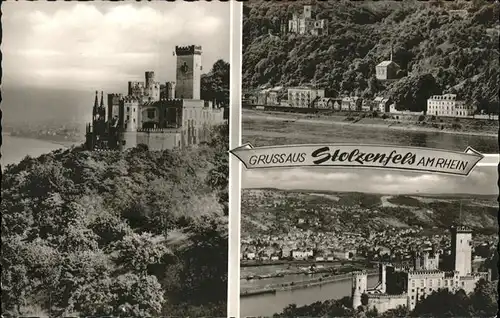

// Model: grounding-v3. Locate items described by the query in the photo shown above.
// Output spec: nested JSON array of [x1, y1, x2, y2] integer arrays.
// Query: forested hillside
[[242, 0, 499, 113], [1, 125, 229, 317]]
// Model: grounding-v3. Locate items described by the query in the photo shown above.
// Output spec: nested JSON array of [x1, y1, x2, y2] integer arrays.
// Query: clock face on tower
[[180, 62, 189, 74]]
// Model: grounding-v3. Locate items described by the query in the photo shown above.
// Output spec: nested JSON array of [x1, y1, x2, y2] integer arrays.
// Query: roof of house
[[377, 60, 399, 67]]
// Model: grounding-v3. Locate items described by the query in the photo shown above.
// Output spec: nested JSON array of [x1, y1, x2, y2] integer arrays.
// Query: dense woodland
[[1, 124, 229, 317], [243, 0, 499, 114], [201, 59, 230, 108], [273, 278, 498, 317]]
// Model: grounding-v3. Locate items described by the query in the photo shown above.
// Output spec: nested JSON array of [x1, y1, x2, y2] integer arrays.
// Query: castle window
[[127, 107, 130, 112]]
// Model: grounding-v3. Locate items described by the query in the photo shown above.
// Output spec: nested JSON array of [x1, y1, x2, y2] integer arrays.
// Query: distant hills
[[2, 86, 94, 127], [242, 0, 499, 113], [241, 188, 498, 235]]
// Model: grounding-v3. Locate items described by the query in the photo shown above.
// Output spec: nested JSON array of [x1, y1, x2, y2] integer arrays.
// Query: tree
[[1, 133, 229, 316], [201, 60, 230, 108], [469, 279, 498, 317], [411, 289, 473, 317]]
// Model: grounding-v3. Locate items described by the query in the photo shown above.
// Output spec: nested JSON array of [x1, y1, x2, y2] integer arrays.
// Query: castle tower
[[107, 93, 123, 123], [175, 45, 202, 100], [352, 271, 368, 309], [451, 226, 472, 276], [379, 263, 387, 294], [145, 71, 155, 89], [303, 5, 312, 19], [166, 81, 176, 99]]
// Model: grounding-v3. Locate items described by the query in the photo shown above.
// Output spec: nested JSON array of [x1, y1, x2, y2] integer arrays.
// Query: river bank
[[240, 272, 380, 317], [242, 270, 378, 296], [1, 134, 79, 168], [243, 109, 498, 138]]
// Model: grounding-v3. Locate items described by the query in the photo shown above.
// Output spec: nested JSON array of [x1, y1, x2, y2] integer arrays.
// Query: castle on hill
[[352, 226, 491, 313], [282, 5, 327, 36], [85, 45, 225, 151]]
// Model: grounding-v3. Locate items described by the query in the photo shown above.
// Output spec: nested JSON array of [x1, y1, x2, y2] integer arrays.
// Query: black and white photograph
[[240, 1, 499, 317], [1, 1, 230, 317]]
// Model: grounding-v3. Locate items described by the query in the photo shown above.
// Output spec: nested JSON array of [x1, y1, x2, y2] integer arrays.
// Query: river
[[243, 112, 499, 153], [1, 134, 77, 168], [240, 273, 379, 317]]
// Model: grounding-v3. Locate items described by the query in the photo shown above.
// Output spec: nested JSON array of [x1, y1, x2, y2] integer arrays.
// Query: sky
[[2, 1, 231, 93], [242, 166, 499, 195]]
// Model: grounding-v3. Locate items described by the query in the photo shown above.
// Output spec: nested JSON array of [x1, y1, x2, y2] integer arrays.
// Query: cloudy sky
[[243, 166, 498, 195], [2, 1, 230, 93]]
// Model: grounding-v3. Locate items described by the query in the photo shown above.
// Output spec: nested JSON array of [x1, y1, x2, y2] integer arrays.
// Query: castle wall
[[141, 106, 160, 127], [122, 131, 138, 149], [136, 131, 181, 150], [367, 294, 407, 314], [128, 81, 145, 97]]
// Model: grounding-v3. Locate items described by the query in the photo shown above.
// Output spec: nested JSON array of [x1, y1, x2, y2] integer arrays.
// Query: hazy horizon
[[242, 166, 498, 196], [2, 2, 230, 125]]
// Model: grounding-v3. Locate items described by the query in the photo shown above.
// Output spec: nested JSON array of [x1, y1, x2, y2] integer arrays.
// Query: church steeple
[[100, 91, 104, 108], [93, 90, 98, 118]]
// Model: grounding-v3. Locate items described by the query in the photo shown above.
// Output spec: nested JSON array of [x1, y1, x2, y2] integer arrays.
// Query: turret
[[451, 225, 473, 276], [145, 71, 155, 89], [379, 263, 387, 293], [352, 271, 368, 309]]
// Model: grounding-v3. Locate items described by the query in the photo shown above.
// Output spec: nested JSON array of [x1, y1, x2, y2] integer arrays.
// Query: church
[[85, 45, 225, 151], [352, 226, 491, 313]]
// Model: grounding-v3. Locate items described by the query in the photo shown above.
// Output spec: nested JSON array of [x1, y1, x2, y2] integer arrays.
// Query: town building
[[341, 97, 363, 111], [316, 97, 341, 109], [286, 5, 327, 36], [291, 249, 314, 260], [376, 47, 400, 81], [352, 226, 491, 313], [257, 87, 282, 106], [427, 94, 475, 117], [288, 87, 325, 108], [374, 97, 392, 113], [85, 45, 225, 151]]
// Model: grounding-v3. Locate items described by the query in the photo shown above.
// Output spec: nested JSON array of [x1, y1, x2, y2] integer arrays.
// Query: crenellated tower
[[175, 45, 202, 100], [352, 271, 368, 309], [451, 225, 473, 276]]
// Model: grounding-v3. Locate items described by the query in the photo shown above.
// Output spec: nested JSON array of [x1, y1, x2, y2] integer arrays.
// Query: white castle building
[[286, 5, 327, 36], [352, 226, 491, 313]]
